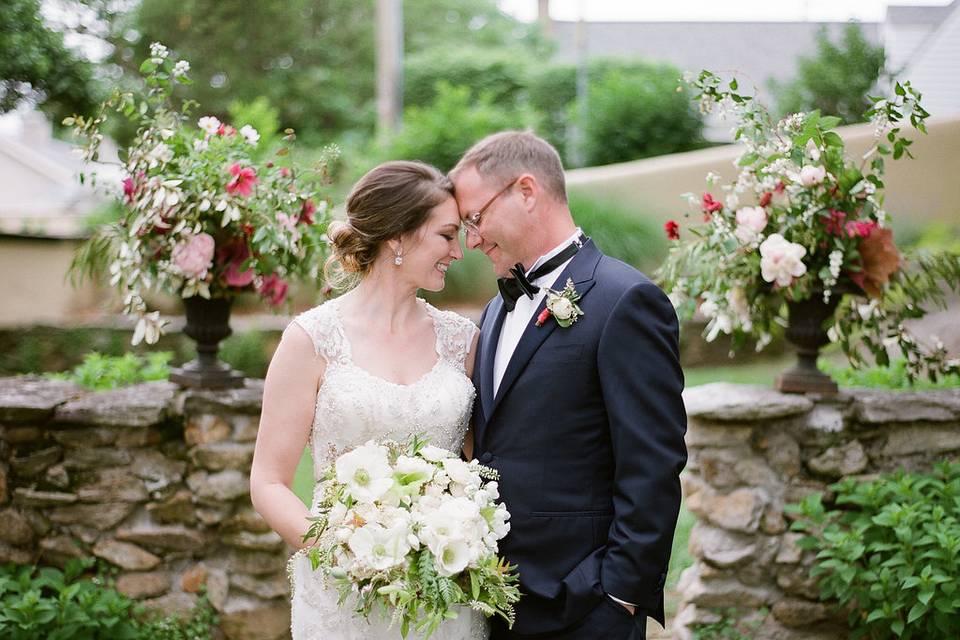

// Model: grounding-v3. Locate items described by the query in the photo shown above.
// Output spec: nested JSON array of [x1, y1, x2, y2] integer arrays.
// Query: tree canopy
[[0, 0, 99, 125], [770, 23, 885, 124]]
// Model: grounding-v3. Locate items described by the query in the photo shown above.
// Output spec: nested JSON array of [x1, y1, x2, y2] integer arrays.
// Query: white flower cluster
[[149, 42, 168, 61], [318, 441, 511, 582]]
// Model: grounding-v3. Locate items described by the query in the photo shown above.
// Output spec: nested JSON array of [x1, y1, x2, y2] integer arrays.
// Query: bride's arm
[[461, 329, 481, 460], [250, 324, 325, 549]]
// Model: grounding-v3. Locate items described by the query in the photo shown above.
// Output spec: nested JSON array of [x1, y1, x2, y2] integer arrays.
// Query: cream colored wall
[[0, 237, 108, 326], [566, 115, 960, 228]]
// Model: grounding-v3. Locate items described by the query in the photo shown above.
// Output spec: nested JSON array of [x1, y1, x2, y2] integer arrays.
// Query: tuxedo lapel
[[477, 296, 506, 441], [488, 241, 601, 419]]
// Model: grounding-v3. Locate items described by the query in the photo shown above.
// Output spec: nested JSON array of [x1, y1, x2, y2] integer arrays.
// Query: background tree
[[107, 0, 544, 143], [770, 23, 885, 124], [0, 0, 99, 125]]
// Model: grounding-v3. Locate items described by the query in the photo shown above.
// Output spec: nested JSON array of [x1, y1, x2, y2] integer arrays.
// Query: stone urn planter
[[775, 292, 842, 394], [169, 296, 245, 389]]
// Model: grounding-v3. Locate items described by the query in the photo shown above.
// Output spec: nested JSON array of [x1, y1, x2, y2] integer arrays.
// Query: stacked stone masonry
[[0, 376, 290, 640], [674, 383, 960, 640]]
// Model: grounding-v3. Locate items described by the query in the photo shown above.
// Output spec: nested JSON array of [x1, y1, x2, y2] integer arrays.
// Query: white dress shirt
[[492, 228, 583, 396], [490, 228, 638, 612]]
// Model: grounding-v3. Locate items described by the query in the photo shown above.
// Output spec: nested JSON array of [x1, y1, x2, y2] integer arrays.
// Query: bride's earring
[[394, 249, 403, 266]]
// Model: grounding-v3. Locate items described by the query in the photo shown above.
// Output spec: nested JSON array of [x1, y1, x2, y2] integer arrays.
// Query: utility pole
[[569, 1, 588, 167], [538, 0, 552, 35], [375, 0, 403, 143]]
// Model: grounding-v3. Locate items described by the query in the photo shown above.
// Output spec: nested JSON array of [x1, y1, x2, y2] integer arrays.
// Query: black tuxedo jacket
[[472, 239, 687, 636]]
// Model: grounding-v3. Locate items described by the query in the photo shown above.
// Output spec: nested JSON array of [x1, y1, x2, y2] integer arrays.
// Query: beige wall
[[0, 237, 112, 326], [566, 116, 960, 228]]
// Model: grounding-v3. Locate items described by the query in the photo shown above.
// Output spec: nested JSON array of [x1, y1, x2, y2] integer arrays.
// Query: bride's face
[[401, 197, 464, 292]]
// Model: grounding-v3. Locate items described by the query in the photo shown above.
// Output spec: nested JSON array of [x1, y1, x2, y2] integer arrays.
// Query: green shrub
[[789, 461, 960, 639], [404, 47, 529, 110], [770, 23, 885, 125], [568, 191, 667, 272], [0, 559, 218, 639], [48, 352, 173, 391], [388, 82, 535, 172], [690, 608, 766, 639], [526, 63, 578, 163], [218, 331, 278, 379], [0, 559, 140, 639], [227, 96, 282, 159], [821, 358, 960, 390], [580, 62, 704, 166]]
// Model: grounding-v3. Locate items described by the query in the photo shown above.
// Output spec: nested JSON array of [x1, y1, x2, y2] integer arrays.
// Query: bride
[[250, 161, 488, 639]]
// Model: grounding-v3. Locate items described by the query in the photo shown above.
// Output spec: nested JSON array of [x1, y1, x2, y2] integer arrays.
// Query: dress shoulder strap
[[290, 300, 350, 365], [425, 302, 478, 372]]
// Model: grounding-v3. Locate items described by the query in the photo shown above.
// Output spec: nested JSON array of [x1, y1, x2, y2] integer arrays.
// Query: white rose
[[799, 165, 826, 187], [547, 295, 575, 320], [442, 459, 480, 489], [759, 234, 808, 287], [419, 445, 455, 463]]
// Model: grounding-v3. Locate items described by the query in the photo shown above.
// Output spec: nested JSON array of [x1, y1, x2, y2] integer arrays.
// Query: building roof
[[886, 1, 956, 24], [0, 111, 117, 238], [548, 20, 881, 99]]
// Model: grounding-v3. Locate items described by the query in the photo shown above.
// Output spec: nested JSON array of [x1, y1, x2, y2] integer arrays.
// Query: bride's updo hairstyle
[[325, 160, 454, 287]]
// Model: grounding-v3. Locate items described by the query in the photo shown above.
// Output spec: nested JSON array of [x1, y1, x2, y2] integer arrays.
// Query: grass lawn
[[683, 356, 793, 387], [293, 450, 314, 505]]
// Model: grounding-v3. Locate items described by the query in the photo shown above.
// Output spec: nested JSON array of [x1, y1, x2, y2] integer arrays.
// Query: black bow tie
[[497, 235, 586, 312]]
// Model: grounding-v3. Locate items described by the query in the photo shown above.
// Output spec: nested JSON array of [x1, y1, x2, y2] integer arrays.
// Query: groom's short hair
[[451, 130, 567, 204]]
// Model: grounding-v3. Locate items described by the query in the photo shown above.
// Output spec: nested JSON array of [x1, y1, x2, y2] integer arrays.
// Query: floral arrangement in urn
[[658, 71, 960, 391], [67, 43, 336, 356]]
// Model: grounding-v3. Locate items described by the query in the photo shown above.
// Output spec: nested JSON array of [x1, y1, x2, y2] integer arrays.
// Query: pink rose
[[172, 233, 215, 279], [258, 273, 289, 306], [217, 237, 255, 288]]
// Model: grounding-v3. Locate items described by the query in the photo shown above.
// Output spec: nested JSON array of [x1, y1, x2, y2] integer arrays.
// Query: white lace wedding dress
[[286, 297, 489, 640]]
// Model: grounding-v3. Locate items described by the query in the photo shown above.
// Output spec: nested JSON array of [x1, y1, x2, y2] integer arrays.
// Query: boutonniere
[[536, 278, 584, 328]]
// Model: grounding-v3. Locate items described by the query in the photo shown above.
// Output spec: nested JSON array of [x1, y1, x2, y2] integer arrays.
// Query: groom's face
[[452, 167, 523, 277]]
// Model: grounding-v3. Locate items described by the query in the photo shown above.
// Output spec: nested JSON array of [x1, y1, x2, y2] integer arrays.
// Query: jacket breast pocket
[[534, 344, 584, 363]]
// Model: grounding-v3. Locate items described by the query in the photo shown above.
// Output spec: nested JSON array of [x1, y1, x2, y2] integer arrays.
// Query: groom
[[451, 131, 687, 640]]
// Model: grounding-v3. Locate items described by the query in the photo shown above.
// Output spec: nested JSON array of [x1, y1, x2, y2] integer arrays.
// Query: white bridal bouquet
[[299, 436, 521, 638]]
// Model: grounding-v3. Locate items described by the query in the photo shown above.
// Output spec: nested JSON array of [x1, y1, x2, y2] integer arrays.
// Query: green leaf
[[139, 59, 157, 74]]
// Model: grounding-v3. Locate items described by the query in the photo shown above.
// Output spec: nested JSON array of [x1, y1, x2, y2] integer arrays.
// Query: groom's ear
[[517, 174, 538, 212]]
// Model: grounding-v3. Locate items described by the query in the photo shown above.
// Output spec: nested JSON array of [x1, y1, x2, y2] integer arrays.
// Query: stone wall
[[0, 376, 291, 640], [674, 383, 960, 639]]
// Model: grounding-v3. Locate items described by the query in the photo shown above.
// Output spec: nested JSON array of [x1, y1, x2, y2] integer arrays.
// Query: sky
[[497, 0, 955, 22]]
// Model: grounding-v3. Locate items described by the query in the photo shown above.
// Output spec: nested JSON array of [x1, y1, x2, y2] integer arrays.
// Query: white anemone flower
[[335, 441, 394, 503], [434, 538, 470, 577], [347, 523, 410, 571]]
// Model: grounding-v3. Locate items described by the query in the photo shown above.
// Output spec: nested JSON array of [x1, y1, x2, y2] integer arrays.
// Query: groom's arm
[[597, 280, 687, 610]]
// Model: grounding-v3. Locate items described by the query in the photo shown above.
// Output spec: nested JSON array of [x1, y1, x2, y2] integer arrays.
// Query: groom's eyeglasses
[[462, 177, 519, 236]]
